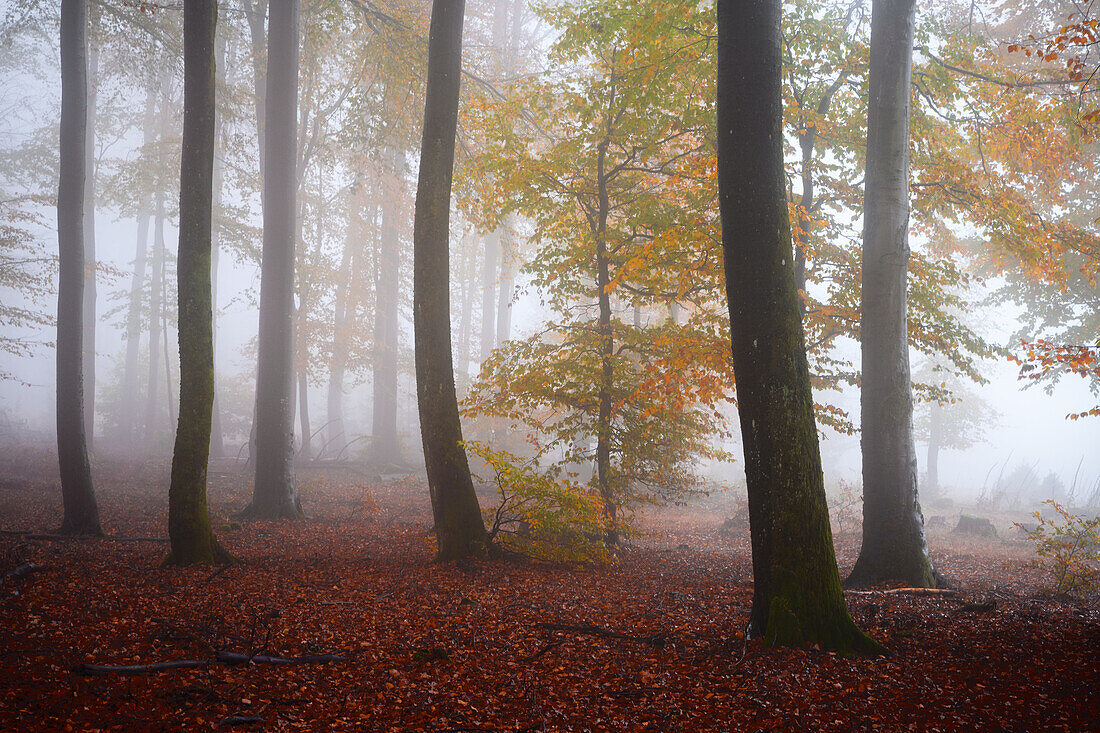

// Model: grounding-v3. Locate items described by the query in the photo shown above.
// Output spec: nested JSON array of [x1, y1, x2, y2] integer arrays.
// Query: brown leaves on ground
[[1, 449, 1097, 731]]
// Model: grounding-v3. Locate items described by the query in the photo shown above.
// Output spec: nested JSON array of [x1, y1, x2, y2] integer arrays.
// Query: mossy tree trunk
[[413, 0, 489, 561], [56, 0, 102, 537], [244, 0, 302, 520], [847, 0, 940, 590], [167, 0, 230, 565], [716, 0, 882, 654]]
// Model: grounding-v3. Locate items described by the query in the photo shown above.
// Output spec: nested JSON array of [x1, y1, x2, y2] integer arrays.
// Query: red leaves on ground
[[1, 449, 1097, 731]]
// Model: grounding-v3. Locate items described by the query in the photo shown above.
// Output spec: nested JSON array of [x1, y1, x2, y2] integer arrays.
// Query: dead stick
[[845, 588, 958, 596], [73, 650, 347, 676], [535, 622, 666, 646]]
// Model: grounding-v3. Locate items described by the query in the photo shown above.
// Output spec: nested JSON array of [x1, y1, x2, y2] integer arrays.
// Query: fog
[[1, 0, 1097, 514]]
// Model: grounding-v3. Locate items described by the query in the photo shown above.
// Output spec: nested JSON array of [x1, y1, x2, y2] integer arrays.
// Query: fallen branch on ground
[[1, 530, 169, 543], [72, 650, 348, 676], [3, 562, 45, 584], [845, 588, 959, 597], [535, 621, 666, 647]]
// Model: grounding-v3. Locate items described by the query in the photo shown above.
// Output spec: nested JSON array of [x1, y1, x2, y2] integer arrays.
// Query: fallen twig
[[845, 588, 958, 597], [1, 530, 169, 544], [72, 650, 348, 676], [535, 621, 666, 647]]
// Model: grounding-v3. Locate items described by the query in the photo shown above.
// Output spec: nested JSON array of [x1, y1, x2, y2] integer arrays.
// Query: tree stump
[[953, 514, 998, 538]]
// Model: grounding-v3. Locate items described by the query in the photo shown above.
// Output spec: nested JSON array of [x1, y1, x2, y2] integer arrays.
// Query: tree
[[167, 0, 230, 565], [414, 0, 489, 561], [56, 0, 102, 536], [716, 0, 880, 653], [243, 0, 302, 520], [847, 0, 941, 590]]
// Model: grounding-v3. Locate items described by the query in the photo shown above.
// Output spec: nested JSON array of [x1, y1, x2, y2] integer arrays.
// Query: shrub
[[1017, 500, 1100, 596]]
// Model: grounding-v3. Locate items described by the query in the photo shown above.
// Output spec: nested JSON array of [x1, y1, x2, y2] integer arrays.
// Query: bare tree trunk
[[371, 146, 403, 463], [927, 401, 941, 492], [56, 0, 101, 536], [414, 0, 488, 561], [145, 80, 167, 450], [209, 27, 227, 460], [167, 0, 229, 565], [717, 0, 880, 653], [122, 82, 157, 449], [595, 125, 616, 544], [82, 41, 97, 450], [847, 0, 940, 590], [479, 230, 498, 361], [244, 0, 301, 520], [496, 231, 514, 344], [326, 205, 356, 456], [456, 232, 476, 384]]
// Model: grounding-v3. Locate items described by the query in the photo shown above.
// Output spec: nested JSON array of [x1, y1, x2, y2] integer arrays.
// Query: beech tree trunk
[[479, 230, 498, 361], [122, 82, 156, 449], [496, 235, 514, 344], [82, 41, 97, 450], [716, 0, 881, 653], [145, 74, 171, 450], [595, 129, 616, 544], [245, 0, 302, 520], [167, 0, 229, 565], [56, 0, 101, 536], [847, 0, 940, 590], [371, 146, 403, 463], [414, 0, 488, 561], [209, 27, 227, 460], [927, 401, 941, 492]]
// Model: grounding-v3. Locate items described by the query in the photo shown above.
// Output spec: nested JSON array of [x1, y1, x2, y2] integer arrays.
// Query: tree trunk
[[595, 130, 616, 544], [122, 83, 157, 449], [456, 232, 477, 385], [847, 0, 940, 590], [496, 232, 514, 344], [145, 73, 171, 450], [326, 202, 356, 456], [167, 0, 230, 565], [244, 0, 302, 520], [56, 0, 101, 536], [927, 400, 941, 492], [414, 0, 488, 561], [371, 146, 403, 463], [297, 370, 311, 459], [209, 27, 227, 460], [479, 230, 498, 361], [82, 41, 97, 451], [716, 0, 881, 653]]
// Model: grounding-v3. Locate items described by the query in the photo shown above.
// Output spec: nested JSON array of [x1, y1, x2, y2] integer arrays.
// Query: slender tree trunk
[[595, 128, 616, 544], [145, 73, 171, 450], [927, 401, 941, 492], [241, 0, 267, 182], [245, 0, 301, 520], [371, 146, 403, 463], [163, 264, 176, 432], [496, 232, 514, 344], [56, 0, 101, 536], [326, 193, 358, 456], [716, 0, 881, 653], [122, 83, 156, 449], [82, 41, 97, 450], [414, 0, 488, 561], [847, 0, 940, 590], [479, 230, 498, 361], [209, 27, 227, 459], [456, 232, 476, 384], [297, 370, 310, 459], [167, 0, 229, 565]]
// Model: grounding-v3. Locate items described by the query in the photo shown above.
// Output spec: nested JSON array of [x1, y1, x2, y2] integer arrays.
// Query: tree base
[[162, 543, 237, 567], [762, 595, 889, 657], [233, 496, 304, 522], [54, 520, 104, 537], [843, 553, 947, 591]]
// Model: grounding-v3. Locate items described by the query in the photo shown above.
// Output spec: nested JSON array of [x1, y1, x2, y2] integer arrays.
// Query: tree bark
[[82, 41, 97, 450], [145, 72, 171, 450], [847, 0, 940, 590], [371, 146, 403, 463], [209, 26, 228, 460], [716, 0, 881, 653], [56, 0, 101, 536], [414, 0, 488, 561], [167, 0, 230, 565], [496, 233, 514, 344], [479, 230, 498, 361], [595, 127, 616, 544], [245, 0, 302, 520], [927, 400, 941, 492]]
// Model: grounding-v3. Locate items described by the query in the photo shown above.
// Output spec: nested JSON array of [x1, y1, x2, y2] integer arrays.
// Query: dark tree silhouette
[[716, 0, 881, 653], [166, 0, 230, 565], [243, 0, 302, 520], [413, 0, 489, 561], [847, 0, 941, 589], [56, 0, 101, 536]]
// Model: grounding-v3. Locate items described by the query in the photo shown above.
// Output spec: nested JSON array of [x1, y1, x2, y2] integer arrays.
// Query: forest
[[0, 0, 1097, 729]]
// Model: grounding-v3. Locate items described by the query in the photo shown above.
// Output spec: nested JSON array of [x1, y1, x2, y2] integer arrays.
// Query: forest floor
[[0, 446, 1097, 732]]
